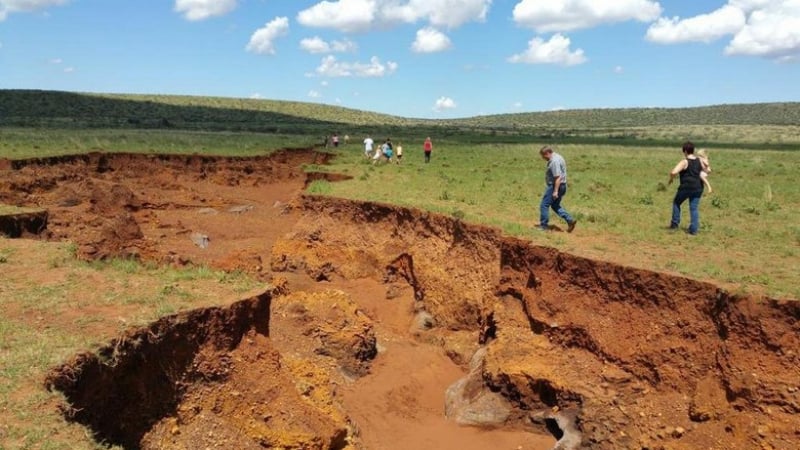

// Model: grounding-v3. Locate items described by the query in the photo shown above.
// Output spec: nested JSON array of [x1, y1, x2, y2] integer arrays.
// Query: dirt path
[[340, 338, 553, 450], [283, 277, 555, 450]]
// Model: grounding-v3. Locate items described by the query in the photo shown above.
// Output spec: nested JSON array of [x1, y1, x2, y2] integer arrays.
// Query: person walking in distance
[[423, 137, 433, 163], [668, 141, 704, 235], [363, 135, 374, 159], [538, 146, 577, 232]]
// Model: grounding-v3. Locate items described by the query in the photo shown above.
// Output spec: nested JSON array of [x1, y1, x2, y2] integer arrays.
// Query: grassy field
[[312, 141, 800, 300], [0, 127, 318, 159]]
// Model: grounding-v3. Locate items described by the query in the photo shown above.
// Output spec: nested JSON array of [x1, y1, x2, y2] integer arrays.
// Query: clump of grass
[[306, 180, 332, 195], [637, 194, 654, 205], [711, 196, 727, 209], [0, 247, 11, 264]]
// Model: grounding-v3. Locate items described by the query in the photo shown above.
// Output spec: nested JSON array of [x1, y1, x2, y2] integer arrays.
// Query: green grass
[[0, 127, 318, 159], [319, 143, 800, 299]]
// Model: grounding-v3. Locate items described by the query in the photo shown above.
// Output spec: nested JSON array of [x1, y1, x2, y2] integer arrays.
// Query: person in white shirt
[[363, 136, 374, 158]]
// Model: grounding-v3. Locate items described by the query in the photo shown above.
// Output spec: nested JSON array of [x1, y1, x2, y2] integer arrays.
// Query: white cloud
[[512, 0, 662, 32], [725, 1, 800, 61], [250, 93, 263, 99], [411, 27, 452, 53], [331, 39, 358, 52], [63, 66, 74, 73], [300, 36, 357, 54], [508, 33, 587, 66], [308, 90, 322, 98], [433, 96, 457, 111], [300, 36, 332, 53], [49, 57, 62, 64], [614, 65, 624, 74], [297, 0, 491, 32], [382, 0, 492, 29], [246, 17, 289, 55], [297, 0, 377, 33], [644, 1, 800, 62], [174, 0, 237, 21], [321, 80, 329, 87], [512, 101, 523, 109], [646, 5, 746, 44], [0, 0, 68, 21], [315, 55, 398, 77]]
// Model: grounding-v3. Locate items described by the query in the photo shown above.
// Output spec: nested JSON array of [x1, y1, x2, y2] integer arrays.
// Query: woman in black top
[[668, 141, 704, 235]]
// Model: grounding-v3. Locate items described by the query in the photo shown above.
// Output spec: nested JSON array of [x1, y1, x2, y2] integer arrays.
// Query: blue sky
[[1, 0, 799, 118]]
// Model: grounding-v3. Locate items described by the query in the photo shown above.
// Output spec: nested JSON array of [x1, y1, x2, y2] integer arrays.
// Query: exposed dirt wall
[[272, 194, 800, 450], [45, 292, 272, 448]]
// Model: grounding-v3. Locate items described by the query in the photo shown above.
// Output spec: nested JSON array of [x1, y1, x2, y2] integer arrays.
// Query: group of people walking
[[537, 141, 712, 235], [349, 134, 711, 236], [362, 136, 433, 165]]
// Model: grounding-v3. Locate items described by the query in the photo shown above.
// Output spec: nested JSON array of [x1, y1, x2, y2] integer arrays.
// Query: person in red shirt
[[423, 137, 433, 163]]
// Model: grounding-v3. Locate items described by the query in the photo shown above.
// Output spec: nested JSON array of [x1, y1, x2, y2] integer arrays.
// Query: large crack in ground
[[2, 150, 799, 449]]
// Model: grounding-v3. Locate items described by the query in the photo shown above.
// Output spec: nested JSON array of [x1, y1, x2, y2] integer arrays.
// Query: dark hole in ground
[[545, 418, 565, 440]]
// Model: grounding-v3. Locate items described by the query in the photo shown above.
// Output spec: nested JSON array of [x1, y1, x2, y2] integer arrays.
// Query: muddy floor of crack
[[3, 150, 798, 450]]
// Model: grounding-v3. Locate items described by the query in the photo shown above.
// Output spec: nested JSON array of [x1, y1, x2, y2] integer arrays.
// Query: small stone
[[673, 427, 686, 438], [228, 204, 254, 214], [170, 425, 180, 435], [190, 232, 210, 249]]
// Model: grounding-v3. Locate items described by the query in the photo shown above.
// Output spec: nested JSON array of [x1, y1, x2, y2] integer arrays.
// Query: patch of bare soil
[[2, 150, 797, 449]]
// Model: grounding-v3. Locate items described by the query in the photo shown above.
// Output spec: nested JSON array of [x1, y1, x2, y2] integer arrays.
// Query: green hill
[[1, 90, 799, 148]]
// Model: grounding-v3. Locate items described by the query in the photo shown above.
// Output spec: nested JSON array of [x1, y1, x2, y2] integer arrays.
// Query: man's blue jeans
[[671, 190, 702, 234], [540, 184, 573, 229]]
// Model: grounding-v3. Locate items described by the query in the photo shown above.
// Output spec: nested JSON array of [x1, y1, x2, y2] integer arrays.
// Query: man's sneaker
[[567, 219, 577, 233]]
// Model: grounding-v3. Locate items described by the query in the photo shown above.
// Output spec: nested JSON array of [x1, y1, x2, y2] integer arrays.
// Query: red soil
[[1, 150, 796, 450]]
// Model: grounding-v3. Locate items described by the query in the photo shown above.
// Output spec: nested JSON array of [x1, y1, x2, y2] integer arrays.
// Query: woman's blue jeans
[[540, 184, 573, 229], [671, 190, 702, 234]]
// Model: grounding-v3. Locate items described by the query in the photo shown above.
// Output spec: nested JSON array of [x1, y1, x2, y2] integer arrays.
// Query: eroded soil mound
[[0, 150, 325, 261], [271, 195, 800, 449], [3, 151, 795, 449]]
